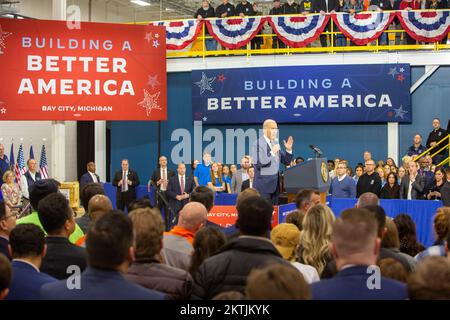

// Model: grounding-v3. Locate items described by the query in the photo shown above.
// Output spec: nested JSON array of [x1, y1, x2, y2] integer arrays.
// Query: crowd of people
[[193, 0, 450, 51], [1, 181, 450, 300]]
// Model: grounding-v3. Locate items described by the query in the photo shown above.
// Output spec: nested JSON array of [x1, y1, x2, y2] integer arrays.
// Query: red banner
[[208, 205, 279, 229], [0, 19, 166, 120]]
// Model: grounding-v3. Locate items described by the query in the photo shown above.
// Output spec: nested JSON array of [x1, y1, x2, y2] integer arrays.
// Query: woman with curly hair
[[393, 214, 425, 257], [297, 204, 335, 276]]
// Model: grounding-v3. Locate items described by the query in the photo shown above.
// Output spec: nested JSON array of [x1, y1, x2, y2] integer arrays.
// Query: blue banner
[[192, 64, 411, 124]]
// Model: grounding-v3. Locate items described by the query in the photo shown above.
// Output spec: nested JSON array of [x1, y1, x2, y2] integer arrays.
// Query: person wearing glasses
[[0, 200, 17, 260], [356, 159, 382, 197], [1, 170, 22, 210]]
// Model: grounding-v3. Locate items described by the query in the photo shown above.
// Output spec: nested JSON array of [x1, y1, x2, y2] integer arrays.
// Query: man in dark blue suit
[[79, 162, 101, 191], [7, 224, 56, 300], [166, 163, 195, 229], [312, 208, 407, 300], [251, 119, 293, 204], [40, 212, 165, 300]]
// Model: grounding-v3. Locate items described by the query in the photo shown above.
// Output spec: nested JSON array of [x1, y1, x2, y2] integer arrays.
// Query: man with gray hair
[[231, 156, 251, 193], [312, 208, 407, 300], [356, 192, 380, 208], [161, 202, 208, 271]]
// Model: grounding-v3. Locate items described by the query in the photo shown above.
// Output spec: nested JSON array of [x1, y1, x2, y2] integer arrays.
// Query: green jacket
[[17, 211, 84, 244]]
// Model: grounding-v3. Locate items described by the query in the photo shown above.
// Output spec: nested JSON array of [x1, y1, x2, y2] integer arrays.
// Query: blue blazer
[[166, 174, 195, 213], [79, 172, 101, 191], [312, 265, 407, 300], [252, 136, 292, 194], [40, 267, 166, 300], [6, 260, 56, 300]]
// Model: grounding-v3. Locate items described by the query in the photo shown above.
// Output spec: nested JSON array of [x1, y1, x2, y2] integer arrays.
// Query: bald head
[[88, 194, 113, 222], [356, 192, 380, 208], [178, 202, 208, 232], [263, 119, 278, 141]]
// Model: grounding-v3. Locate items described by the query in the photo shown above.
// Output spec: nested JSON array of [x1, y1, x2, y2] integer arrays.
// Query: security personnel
[[236, 0, 255, 16], [270, 0, 285, 49], [426, 118, 448, 164], [283, 0, 300, 13], [216, 0, 236, 18]]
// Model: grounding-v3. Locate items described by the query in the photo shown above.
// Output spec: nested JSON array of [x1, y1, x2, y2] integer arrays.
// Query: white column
[[387, 122, 399, 165], [94, 121, 107, 182], [51, 0, 66, 181]]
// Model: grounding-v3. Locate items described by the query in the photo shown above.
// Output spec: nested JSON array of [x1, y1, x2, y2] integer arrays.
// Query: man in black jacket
[[196, 0, 217, 51], [270, 0, 286, 49], [38, 193, 87, 280], [356, 159, 382, 197], [283, 0, 301, 13], [216, 0, 235, 18], [312, 0, 339, 47], [236, 0, 255, 16], [426, 118, 448, 165], [191, 196, 290, 299], [112, 159, 140, 212]]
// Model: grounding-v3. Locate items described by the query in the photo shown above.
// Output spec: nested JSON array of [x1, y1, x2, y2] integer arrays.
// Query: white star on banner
[[0, 24, 12, 54], [399, 67, 405, 73], [152, 39, 160, 48], [0, 107, 7, 114], [195, 72, 215, 95], [144, 32, 153, 43], [394, 105, 408, 119], [203, 117, 207, 122], [147, 74, 160, 90], [387, 67, 399, 78], [138, 89, 162, 116]]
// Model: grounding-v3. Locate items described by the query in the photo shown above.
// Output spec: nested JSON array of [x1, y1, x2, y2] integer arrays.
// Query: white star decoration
[[152, 39, 159, 48], [394, 105, 408, 119], [387, 67, 399, 78], [0, 24, 12, 54], [399, 67, 405, 73], [203, 117, 207, 122], [147, 74, 160, 90], [144, 32, 153, 43], [155, 33, 160, 39], [0, 107, 7, 114], [138, 89, 162, 117], [195, 72, 215, 95]]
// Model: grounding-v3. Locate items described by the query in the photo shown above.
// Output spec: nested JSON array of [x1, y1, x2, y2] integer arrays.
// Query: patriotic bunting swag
[[268, 14, 330, 48], [397, 10, 450, 43], [205, 17, 267, 49], [152, 19, 203, 50], [332, 12, 396, 46]]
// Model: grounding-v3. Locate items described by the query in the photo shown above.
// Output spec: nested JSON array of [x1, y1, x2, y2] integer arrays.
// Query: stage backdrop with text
[[192, 64, 411, 124], [0, 18, 166, 120]]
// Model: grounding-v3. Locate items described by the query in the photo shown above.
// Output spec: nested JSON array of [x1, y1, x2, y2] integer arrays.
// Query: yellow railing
[[133, 11, 450, 58], [414, 134, 450, 167]]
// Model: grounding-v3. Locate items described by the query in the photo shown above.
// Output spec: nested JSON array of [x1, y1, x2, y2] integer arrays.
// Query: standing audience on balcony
[[216, 0, 235, 18], [313, 0, 339, 47], [195, 0, 217, 51], [270, 0, 286, 49]]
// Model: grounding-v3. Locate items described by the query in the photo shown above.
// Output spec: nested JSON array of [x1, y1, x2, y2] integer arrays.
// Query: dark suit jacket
[[40, 237, 87, 280], [112, 170, 140, 198], [313, 0, 339, 12], [312, 265, 407, 300], [441, 181, 450, 206], [0, 236, 11, 260], [166, 174, 195, 213], [241, 179, 253, 192], [40, 267, 166, 300], [252, 136, 292, 195], [400, 175, 426, 200], [79, 172, 101, 191], [151, 167, 175, 190], [6, 260, 56, 300]]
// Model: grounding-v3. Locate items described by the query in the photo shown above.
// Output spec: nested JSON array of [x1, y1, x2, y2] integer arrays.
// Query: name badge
[[370, 180, 374, 185], [438, 132, 442, 136]]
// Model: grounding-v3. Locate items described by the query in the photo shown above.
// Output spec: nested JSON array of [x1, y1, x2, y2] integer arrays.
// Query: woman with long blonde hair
[[297, 204, 335, 276]]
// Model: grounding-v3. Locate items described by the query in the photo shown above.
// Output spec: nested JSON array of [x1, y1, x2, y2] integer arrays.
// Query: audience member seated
[[295, 189, 321, 218], [75, 195, 113, 247], [189, 226, 226, 278], [355, 192, 380, 208], [0, 200, 16, 259], [407, 134, 426, 157], [125, 207, 193, 300], [408, 256, 450, 300], [380, 217, 417, 271], [17, 179, 84, 243], [426, 168, 446, 200], [380, 173, 400, 199], [285, 209, 305, 232], [297, 204, 335, 277], [329, 162, 356, 198], [76, 183, 105, 233], [356, 160, 382, 197], [400, 161, 426, 200], [129, 197, 153, 211], [40, 212, 165, 300], [245, 264, 311, 300], [393, 214, 425, 257], [378, 258, 408, 283], [212, 291, 244, 300], [191, 196, 289, 300], [312, 208, 407, 300], [271, 223, 320, 283], [161, 202, 208, 271], [38, 193, 87, 280], [415, 207, 450, 261], [0, 252, 11, 300], [6, 224, 56, 300]]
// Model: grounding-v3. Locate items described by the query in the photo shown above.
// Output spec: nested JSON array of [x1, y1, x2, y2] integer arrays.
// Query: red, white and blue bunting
[[205, 17, 267, 49], [332, 12, 396, 45], [267, 14, 330, 48], [397, 10, 450, 43], [152, 19, 203, 50]]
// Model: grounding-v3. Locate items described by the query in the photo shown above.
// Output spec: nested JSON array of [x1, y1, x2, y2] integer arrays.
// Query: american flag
[[15, 144, 26, 183], [9, 143, 15, 171], [39, 144, 49, 179]]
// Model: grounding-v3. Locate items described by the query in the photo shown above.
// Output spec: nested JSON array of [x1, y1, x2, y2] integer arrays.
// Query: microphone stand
[[148, 180, 178, 226]]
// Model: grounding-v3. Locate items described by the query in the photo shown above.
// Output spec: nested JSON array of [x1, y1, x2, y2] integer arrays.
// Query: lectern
[[283, 158, 331, 204]]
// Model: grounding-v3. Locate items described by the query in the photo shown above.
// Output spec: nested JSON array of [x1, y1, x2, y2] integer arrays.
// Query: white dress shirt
[[178, 174, 186, 194], [89, 171, 98, 183], [160, 167, 168, 191], [20, 171, 36, 199]]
